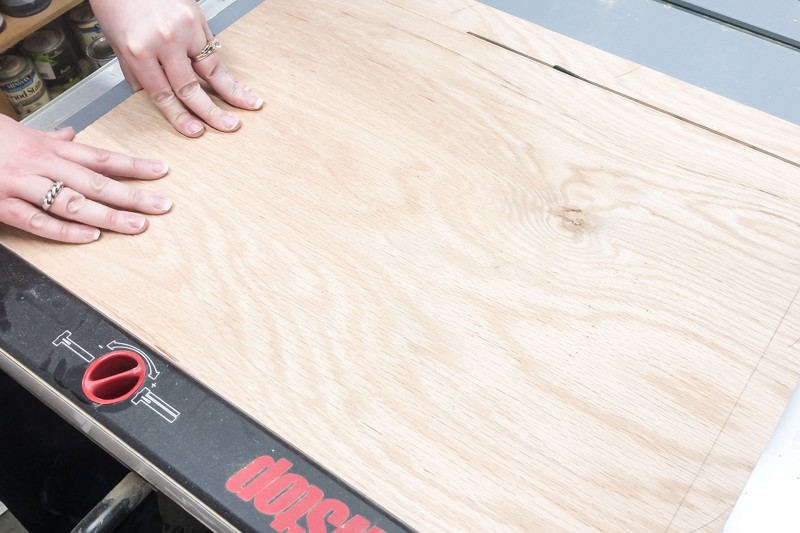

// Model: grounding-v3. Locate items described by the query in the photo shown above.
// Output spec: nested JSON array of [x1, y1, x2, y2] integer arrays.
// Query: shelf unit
[[0, 0, 84, 118], [1, 0, 83, 53]]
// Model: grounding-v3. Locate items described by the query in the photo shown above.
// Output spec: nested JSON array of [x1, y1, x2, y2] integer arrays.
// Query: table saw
[[2, 0, 800, 531]]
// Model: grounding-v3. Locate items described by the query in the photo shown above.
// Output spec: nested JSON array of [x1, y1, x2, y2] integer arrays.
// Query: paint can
[[20, 26, 83, 96], [68, 2, 103, 55], [0, 0, 51, 17], [86, 36, 116, 68], [0, 54, 51, 117]]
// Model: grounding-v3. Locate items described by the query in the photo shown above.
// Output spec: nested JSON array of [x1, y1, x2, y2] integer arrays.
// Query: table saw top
[[3, 1, 800, 531]]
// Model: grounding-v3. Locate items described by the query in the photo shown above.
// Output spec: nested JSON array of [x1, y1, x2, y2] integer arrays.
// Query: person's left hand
[[0, 115, 172, 243], [89, 0, 263, 137]]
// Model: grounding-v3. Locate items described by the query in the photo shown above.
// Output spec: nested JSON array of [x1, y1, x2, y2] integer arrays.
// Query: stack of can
[[19, 25, 83, 96], [67, 1, 115, 68], [0, 1, 116, 117]]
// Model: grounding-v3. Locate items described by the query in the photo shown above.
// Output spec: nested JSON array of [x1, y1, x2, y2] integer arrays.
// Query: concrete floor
[[0, 505, 28, 533]]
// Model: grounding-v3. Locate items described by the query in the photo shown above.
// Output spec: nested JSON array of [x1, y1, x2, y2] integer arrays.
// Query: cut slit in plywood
[[392, 0, 800, 167], [466, 30, 800, 172], [3, 0, 800, 531]]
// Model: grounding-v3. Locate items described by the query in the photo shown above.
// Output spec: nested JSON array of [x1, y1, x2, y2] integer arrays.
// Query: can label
[[69, 3, 102, 54], [22, 28, 81, 83], [74, 24, 102, 53], [46, 74, 81, 97], [71, 19, 102, 53], [1, 66, 50, 117], [32, 50, 79, 82], [33, 56, 57, 80]]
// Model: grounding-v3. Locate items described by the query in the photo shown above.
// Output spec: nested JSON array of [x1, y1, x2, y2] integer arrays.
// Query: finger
[[50, 139, 169, 180], [46, 187, 150, 235], [201, 22, 214, 42], [133, 56, 205, 137], [42, 127, 76, 141], [0, 197, 100, 244], [192, 26, 263, 111], [21, 162, 172, 215], [193, 54, 263, 111], [9, 176, 151, 235], [118, 56, 143, 92], [161, 52, 241, 133]]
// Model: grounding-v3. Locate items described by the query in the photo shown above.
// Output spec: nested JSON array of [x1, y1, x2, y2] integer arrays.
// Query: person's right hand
[[0, 115, 172, 244], [89, 0, 263, 138]]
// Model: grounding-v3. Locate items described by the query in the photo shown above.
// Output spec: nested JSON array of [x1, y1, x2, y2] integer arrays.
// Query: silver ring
[[41, 181, 64, 211], [191, 38, 221, 62]]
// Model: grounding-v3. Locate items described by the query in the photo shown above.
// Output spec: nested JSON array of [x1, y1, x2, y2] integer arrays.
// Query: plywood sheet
[[3, 0, 800, 530]]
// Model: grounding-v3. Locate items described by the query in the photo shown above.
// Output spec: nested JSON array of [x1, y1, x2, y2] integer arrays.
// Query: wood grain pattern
[[4, 1, 800, 530], [391, 0, 800, 167], [669, 291, 800, 531]]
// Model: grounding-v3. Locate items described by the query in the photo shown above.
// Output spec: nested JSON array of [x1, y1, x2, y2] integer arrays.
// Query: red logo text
[[227, 455, 388, 533]]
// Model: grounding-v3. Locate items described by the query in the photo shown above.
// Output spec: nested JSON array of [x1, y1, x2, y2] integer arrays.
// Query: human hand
[[0, 115, 172, 243], [89, 0, 263, 137]]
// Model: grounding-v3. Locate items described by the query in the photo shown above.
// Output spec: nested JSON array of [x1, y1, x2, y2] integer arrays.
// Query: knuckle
[[206, 62, 226, 80], [178, 5, 201, 25], [90, 172, 109, 194], [28, 211, 48, 230], [158, 27, 176, 43], [93, 148, 111, 164], [103, 209, 120, 228], [177, 80, 201, 100], [57, 223, 72, 241], [172, 110, 193, 126], [206, 104, 221, 119], [129, 187, 145, 206], [124, 42, 147, 59], [66, 192, 87, 214], [130, 157, 146, 174], [229, 80, 245, 100], [20, 144, 43, 160], [0, 203, 19, 225], [152, 89, 178, 107]]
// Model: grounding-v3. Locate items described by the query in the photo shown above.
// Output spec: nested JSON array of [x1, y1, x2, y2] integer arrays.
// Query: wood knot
[[551, 206, 590, 234]]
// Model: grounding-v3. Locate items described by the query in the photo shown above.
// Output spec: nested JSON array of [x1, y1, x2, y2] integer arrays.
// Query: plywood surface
[[3, 1, 800, 530]]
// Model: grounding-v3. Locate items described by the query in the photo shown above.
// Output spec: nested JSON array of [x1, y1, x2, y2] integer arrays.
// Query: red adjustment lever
[[82, 350, 147, 405]]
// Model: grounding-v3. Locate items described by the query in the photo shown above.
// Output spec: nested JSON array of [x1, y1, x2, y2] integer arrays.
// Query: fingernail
[[187, 121, 204, 136], [83, 228, 101, 241], [222, 114, 240, 131], [246, 94, 263, 109], [152, 195, 173, 212], [150, 161, 169, 175], [128, 214, 146, 230]]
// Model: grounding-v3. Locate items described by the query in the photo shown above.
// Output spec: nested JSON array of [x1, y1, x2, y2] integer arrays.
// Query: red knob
[[82, 350, 147, 405]]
